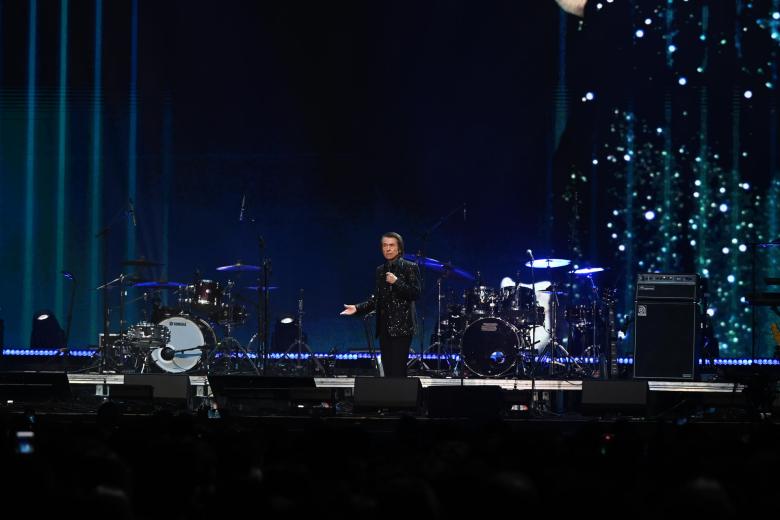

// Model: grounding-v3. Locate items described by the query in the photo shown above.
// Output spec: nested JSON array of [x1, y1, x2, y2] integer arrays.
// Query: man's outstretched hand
[[341, 304, 357, 316]]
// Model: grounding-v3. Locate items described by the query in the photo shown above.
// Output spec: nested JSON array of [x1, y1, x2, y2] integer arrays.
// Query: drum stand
[[281, 289, 325, 376], [207, 322, 259, 375]]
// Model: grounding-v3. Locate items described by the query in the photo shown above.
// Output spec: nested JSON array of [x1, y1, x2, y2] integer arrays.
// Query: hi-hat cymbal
[[133, 281, 187, 289], [244, 286, 279, 291], [570, 266, 606, 275], [524, 258, 572, 269], [123, 258, 163, 267], [217, 262, 261, 272], [403, 254, 475, 281]]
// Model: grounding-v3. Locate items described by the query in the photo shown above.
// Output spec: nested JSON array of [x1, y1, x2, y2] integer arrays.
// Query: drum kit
[[101, 259, 275, 374], [411, 254, 615, 379]]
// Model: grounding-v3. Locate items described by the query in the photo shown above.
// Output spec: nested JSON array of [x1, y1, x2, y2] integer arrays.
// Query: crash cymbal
[[403, 254, 475, 281], [123, 258, 163, 267], [133, 281, 187, 289], [217, 262, 261, 272], [570, 266, 606, 275], [524, 258, 572, 269], [244, 286, 279, 291], [538, 289, 568, 295]]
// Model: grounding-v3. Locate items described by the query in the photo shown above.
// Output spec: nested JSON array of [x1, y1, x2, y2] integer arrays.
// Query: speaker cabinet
[[633, 300, 698, 380], [208, 376, 318, 414], [0, 372, 71, 402], [581, 380, 648, 416], [125, 374, 190, 400], [425, 385, 504, 419], [353, 377, 421, 410]]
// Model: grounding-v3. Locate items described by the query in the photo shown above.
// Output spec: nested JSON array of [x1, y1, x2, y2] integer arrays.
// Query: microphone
[[128, 198, 137, 227], [384, 262, 393, 292], [527, 249, 534, 260], [239, 193, 246, 222], [160, 346, 176, 361], [463, 203, 467, 222]]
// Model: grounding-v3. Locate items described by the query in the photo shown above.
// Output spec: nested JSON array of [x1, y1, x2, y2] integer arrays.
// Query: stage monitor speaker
[[0, 372, 71, 403], [581, 380, 648, 416], [425, 385, 504, 419], [633, 300, 699, 380], [125, 374, 190, 400], [353, 377, 422, 411], [208, 375, 317, 414]]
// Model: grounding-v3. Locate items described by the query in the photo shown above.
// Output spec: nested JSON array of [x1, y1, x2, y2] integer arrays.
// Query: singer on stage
[[341, 232, 421, 377]]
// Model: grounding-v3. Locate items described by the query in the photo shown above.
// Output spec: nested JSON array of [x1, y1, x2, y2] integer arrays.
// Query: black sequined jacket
[[356, 257, 421, 338]]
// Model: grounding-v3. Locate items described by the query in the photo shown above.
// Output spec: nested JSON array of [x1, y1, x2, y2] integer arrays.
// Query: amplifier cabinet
[[633, 274, 700, 380]]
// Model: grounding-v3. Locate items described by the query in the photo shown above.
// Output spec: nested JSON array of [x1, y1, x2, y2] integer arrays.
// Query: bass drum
[[461, 317, 520, 377], [154, 315, 216, 373]]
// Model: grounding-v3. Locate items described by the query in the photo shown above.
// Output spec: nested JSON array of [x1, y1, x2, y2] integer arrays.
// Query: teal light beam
[[769, 0, 779, 270], [89, 0, 103, 344], [665, 0, 675, 68], [696, 6, 710, 276], [662, 93, 673, 272], [696, 86, 709, 275], [22, 0, 38, 346], [55, 0, 69, 331], [729, 89, 741, 345], [623, 113, 635, 318]]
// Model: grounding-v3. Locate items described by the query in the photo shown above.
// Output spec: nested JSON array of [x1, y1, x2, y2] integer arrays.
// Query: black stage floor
[[1, 363, 778, 519]]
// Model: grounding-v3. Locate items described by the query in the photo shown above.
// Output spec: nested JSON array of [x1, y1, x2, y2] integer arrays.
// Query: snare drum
[[125, 321, 170, 351]]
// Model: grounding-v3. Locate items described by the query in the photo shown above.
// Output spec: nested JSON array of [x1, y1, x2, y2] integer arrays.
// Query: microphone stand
[[63, 272, 76, 349], [94, 203, 135, 373], [362, 310, 380, 376]]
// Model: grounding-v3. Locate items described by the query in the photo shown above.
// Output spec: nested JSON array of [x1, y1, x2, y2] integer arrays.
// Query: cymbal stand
[[259, 239, 271, 374], [530, 264, 582, 378], [414, 202, 468, 372], [586, 274, 607, 379], [515, 263, 536, 380], [425, 275, 447, 375]]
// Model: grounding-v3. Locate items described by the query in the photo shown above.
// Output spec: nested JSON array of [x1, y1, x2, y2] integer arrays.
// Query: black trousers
[[379, 334, 412, 377]]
